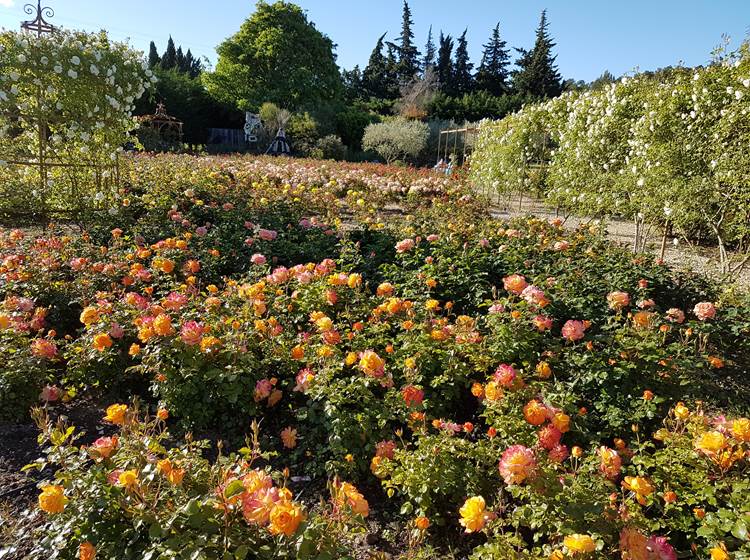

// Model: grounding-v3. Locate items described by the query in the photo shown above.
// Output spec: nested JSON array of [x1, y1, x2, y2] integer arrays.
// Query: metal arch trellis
[[1, 1, 121, 224], [21, 0, 56, 37], [436, 126, 478, 168]]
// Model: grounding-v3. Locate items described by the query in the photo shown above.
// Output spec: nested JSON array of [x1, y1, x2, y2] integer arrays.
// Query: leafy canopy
[[204, 1, 342, 110]]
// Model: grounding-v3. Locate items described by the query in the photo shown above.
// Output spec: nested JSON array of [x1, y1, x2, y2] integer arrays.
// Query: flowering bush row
[[2, 154, 749, 557], [19, 405, 369, 559]]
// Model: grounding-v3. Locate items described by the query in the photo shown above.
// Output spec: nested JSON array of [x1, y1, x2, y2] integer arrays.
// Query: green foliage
[[362, 117, 430, 164], [0, 29, 153, 222], [204, 1, 342, 110], [512, 10, 563, 99]]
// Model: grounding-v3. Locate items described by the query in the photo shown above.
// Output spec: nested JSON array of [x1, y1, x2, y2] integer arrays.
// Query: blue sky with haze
[[2, 1, 748, 81]]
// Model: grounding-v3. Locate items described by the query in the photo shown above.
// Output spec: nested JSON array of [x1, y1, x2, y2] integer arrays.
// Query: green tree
[[148, 41, 160, 68], [342, 65, 365, 101], [363, 33, 390, 99], [175, 46, 186, 72], [394, 0, 420, 81], [590, 70, 616, 90], [423, 25, 436, 73], [453, 29, 474, 95], [512, 10, 562, 98], [204, 1, 342, 110], [475, 22, 510, 96], [437, 32, 454, 95], [160, 36, 177, 70]]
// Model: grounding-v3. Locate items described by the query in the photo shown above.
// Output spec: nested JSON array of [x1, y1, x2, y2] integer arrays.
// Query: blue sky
[[1, 1, 749, 81]]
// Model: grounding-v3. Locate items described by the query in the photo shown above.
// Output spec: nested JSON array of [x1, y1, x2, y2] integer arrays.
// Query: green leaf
[[223, 479, 245, 499]]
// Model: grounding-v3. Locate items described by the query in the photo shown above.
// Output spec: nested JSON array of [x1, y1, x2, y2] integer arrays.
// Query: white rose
[[70, 56, 80, 65], [67, 69, 78, 79]]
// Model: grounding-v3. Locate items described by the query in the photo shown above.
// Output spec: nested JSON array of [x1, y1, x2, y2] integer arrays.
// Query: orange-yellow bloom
[[92, 333, 113, 352], [103, 403, 128, 425], [38, 485, 67, 514], [459, 496, 491, 533], [695, 431, 727, 455], [564, 534, 597, 554], [79, 541, 96, 560], [281, 427, 297, 449], [269, 499, 305, 536]]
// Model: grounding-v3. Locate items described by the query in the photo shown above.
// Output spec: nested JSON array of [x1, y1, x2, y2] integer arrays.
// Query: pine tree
[[342, 65, 365, 101], [513, 10, 562, 98], [385, 42, 401, 96], [437, 32, 454, 95], [363, 33, 391, 99], [161, 36, 177, 70], [176, 46, 186, 73], [475, 22, 510, 95], [148, 41, 160, 68], [395, 0, 420, 81], [423, 25, 436, 74], [453, 29, 474, 95]]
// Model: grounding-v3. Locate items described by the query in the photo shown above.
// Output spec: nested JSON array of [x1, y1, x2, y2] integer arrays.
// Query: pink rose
[[251, 253, 267, 265], [258, 229, 278, 241], [693, 302, 716, 321], [395, 238, 416, 253], [561, 320, 586, 342]]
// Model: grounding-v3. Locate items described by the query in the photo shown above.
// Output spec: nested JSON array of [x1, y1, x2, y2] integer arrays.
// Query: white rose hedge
[[471, 43, 750, 274]]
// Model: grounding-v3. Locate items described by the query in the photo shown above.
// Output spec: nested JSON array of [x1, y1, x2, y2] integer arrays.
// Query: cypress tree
[[385, 42, 401, 97], [160, 36, 177, 70], [184, 49, 198, 78], [513, 10, 562, 98], [423, 25, 436, 73], [475, 22, 511, 95], [363, 33, 391, 98], [176, 46, 186, 73], [395, 0, 420, 81], [436, 32, 454, 95], [148, 41, 160, 68], [453, 29, 474, 95]]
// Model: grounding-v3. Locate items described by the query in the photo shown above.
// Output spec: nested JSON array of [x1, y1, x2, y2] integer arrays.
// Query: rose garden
[[1, 3, 749, 560]]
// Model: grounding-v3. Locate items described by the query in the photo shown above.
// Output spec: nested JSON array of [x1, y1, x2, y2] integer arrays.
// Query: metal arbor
[[137, 103, 184, 148], [21, 1, 56, 37], [436, 126, 478, 167]]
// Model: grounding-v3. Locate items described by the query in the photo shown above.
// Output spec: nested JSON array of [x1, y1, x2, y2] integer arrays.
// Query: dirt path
[[486, 194, 750, 288]]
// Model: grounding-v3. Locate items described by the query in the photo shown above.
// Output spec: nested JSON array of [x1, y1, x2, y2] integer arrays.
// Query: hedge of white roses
[[0, 29, 154, 220], [471, 42, 750, 274]]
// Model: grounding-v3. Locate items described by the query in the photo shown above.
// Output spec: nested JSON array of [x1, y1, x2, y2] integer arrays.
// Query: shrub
[[362, 118, 430, 164]]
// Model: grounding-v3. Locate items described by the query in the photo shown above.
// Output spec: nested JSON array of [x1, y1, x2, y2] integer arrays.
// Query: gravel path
[[486, 193, 750, 288]]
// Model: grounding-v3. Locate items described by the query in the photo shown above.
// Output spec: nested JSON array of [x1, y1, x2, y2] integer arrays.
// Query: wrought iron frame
[[21, 1, 56, 37]]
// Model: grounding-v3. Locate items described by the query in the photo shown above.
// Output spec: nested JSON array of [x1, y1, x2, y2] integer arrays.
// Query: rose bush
[[2, 153, 749, 558]]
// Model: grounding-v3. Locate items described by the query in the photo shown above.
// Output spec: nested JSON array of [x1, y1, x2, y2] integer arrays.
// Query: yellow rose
[[459, 496, 488, 533], [79, 306, 100, 326], [103, 403, 128, 425], [38, 485, 67, 514], [118, 469, 139, 489], [674, 402, 689, 420], [731, 418, 750, 442], [710, 545, 730, 560], [564, 534, 597, 554], [695, 431, 727, 454]]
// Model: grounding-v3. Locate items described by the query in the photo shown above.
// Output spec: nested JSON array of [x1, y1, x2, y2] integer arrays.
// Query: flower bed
[[1, 154, 749, 559]]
